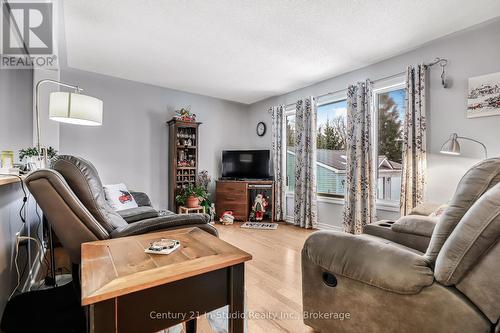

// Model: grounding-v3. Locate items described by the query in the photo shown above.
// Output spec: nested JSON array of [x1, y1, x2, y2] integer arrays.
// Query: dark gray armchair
[[25, 155, 217, 265]]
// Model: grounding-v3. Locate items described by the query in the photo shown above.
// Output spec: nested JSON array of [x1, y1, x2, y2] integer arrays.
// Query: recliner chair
[[302, 157, 500, 332], [25, 155, 217, 266]]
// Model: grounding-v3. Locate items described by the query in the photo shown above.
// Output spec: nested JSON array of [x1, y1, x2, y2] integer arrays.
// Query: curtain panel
[[400, 65, 427, 215], [343, 81, 376, 234], [294, 97, 318, 229], [271, 105, 286, 221]]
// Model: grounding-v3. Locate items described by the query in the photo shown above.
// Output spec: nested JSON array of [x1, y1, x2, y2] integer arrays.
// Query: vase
[[186, 196, 200, 208]]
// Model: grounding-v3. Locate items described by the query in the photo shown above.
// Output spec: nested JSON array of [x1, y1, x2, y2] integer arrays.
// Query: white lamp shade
[[49, 92, 103, 126]]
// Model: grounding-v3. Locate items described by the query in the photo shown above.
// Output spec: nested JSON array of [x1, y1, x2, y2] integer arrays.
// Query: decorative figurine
[[252, 194, 269, 221], [175, 106, 197, 122]]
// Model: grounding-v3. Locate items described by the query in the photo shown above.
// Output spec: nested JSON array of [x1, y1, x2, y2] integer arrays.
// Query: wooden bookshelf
[[167, 118, 202, 211]]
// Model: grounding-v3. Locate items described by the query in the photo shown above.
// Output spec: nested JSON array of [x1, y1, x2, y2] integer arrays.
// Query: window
[[316, 99, 347, 197], [284, 80, 406, 205], [374, 85, 406, 203], [286, 98, 347, 197]]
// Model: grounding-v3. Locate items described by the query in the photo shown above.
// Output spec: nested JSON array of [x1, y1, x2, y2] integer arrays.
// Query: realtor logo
[[1, 1, 57, 69], [2, 2, 53, 54]]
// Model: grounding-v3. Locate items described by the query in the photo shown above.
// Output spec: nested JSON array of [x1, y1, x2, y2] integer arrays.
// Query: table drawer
[[216, 182, 247, 193], [216, 191, 246, 203]]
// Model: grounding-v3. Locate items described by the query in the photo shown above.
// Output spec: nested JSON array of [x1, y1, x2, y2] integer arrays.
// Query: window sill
[[286, 193, 400, 212]]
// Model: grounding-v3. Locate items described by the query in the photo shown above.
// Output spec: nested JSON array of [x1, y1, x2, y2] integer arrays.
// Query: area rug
[[241, 222, 278, 230]]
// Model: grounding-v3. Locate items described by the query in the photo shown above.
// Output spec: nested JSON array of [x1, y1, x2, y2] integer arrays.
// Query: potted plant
[[176, 184, 208, 208], [19, 146, 58, 170], [19, 146, 58, 162]]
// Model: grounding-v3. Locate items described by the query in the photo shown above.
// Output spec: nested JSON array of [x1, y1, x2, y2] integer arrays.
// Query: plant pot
[[186, 196, 200, 208]]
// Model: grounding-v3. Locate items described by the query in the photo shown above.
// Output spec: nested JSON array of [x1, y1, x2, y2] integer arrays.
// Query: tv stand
[[216, 180, 275, 222]]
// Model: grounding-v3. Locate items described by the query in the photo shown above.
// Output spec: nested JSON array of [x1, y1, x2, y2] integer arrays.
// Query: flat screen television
[[222, 150, 271, 180]]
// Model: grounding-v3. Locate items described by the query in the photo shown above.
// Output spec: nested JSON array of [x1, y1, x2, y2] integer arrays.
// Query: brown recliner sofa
[[25, 155, 217, 267], [302, 157, 500, 332]]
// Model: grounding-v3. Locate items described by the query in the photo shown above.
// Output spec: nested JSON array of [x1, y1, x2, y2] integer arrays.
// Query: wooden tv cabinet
[[216, 180, 275, 222]]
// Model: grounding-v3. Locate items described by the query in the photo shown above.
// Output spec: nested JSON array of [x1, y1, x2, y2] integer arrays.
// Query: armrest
[[110, 213, 211, 238], [302, 231, 434, 294], [130, 191, 152, 207], [391, 215, 438, 237]]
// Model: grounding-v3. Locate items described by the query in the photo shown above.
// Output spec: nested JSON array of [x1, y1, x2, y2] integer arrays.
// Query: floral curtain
[[343, 81, 376, 234], [271, 105, 286, 221], [400, 65, 427, 215], [294, 97, 318, 229]]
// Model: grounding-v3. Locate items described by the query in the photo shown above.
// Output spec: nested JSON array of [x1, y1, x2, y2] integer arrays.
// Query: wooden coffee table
[[81, 227, 252, 333]]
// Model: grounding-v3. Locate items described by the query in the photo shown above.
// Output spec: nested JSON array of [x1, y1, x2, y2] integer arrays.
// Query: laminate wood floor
[[196, 222, 316, 333]]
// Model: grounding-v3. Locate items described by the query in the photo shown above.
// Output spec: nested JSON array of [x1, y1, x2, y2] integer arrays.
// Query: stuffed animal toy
[[219, 210, 235, 225]]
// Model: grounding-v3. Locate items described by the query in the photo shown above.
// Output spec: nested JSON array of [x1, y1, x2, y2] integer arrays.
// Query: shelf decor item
[[0, 151, 14, 169], [167, 118, 201, 211], [174, 106, 197, 122]]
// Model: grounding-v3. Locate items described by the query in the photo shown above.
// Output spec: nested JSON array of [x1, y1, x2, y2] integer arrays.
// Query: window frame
[[371, 76, 406, 207]]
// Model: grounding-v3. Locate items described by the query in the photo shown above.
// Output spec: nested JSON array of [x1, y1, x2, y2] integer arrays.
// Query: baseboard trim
[[317, 223, 343, 232], [285, 216, 342, 231]]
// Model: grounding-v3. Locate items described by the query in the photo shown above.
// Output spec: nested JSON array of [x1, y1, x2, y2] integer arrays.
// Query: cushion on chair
[[391, 215, 438, 238], [435, 182, 500, 286], [363, 220, 431, 253], [103, 183, 139, 211], [51, 155, 128, 233], [130, 191, 153, 207], [118, 206, 159, 223], [425, 157, 500, 262]]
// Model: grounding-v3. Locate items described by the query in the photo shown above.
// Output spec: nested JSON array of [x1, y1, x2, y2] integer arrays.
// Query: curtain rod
[[275, 57, 448, 111], [281, 70, 406, 110]]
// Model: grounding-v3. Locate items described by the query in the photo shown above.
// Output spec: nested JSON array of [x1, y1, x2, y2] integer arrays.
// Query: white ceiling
[[63, 0, 500, 104]]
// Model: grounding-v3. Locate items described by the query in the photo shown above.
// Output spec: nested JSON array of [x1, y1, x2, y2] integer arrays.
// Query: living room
[[1, 1, 500, 332]]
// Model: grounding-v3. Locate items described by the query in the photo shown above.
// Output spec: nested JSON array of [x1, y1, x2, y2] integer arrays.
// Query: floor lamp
[[35, 79, 103, 167], [35, 79, 103, 285]]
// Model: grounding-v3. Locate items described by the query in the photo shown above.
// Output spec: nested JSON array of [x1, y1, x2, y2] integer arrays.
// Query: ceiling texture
[[63, 0, 500, 104]]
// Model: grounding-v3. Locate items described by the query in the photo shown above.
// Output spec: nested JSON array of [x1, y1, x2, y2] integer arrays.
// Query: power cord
[[0, 174, 27, 224], [8, 236, 43, 300]]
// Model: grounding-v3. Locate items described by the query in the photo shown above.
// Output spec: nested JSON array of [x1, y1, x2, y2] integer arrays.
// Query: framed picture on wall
[[467, 72, 500, 118]]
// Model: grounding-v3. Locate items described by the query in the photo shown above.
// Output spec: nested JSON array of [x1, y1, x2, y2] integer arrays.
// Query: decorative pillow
[[103, 183, 139, 211]]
